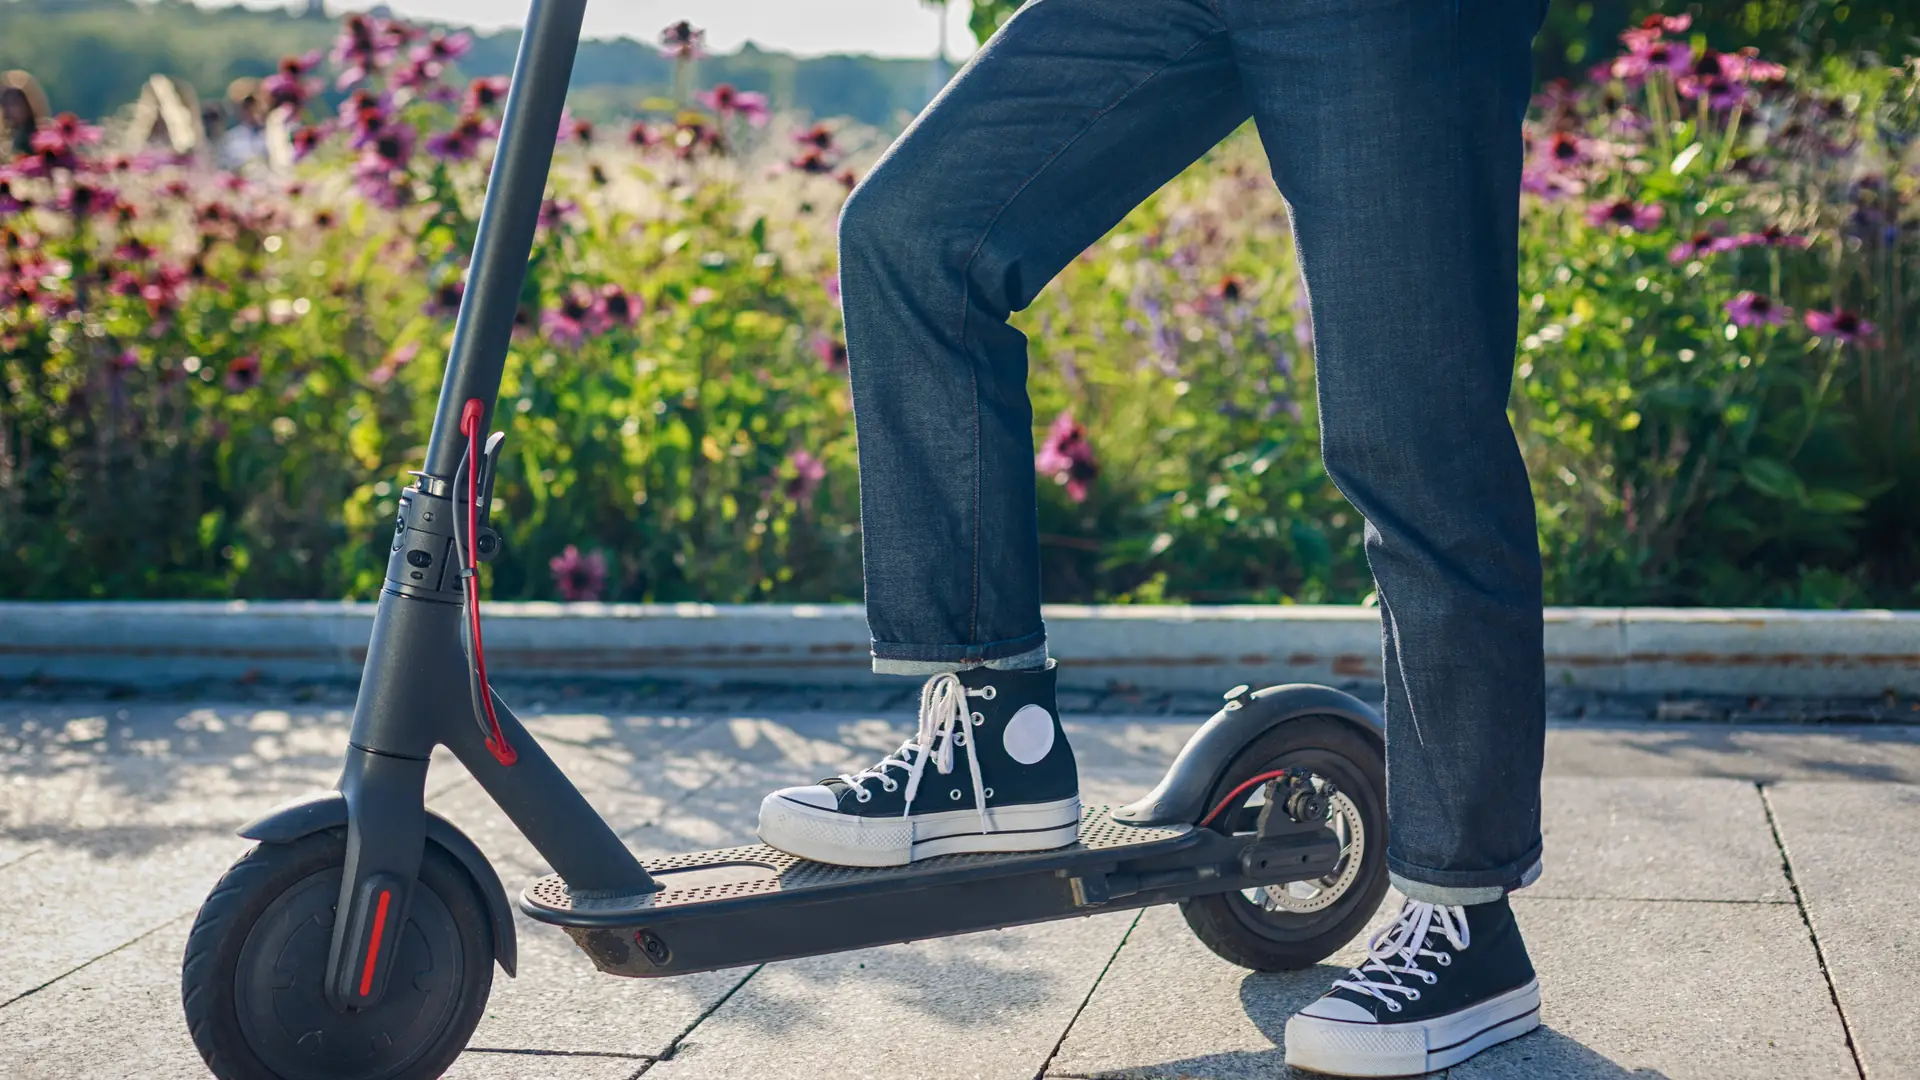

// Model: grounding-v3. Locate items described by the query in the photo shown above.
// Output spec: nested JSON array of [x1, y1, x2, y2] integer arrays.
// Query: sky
[[216, 1, 982, 59]]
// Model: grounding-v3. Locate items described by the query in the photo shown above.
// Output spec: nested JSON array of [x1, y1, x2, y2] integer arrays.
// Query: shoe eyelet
[[880, 779, 898, 792], [856, 790, 872, 803], [983, 787, 994, 798], [1421, 972, 1438, 984], [950, 789, 962, 800], [971, 711, 985, 726], [978, 686, 997, 700], [1434, 954, 1451, 966], [1405, 989, 1420, 1001], [1385, 1002, 1401, 1013]]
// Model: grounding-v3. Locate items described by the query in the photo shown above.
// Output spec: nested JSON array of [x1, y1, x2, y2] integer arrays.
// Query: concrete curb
[[2, 601, 1917, 696]]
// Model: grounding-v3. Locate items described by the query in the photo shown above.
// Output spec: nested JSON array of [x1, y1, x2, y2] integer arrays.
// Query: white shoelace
[[1330, 900, 1470, 1012], [834, 673, 996, 833]]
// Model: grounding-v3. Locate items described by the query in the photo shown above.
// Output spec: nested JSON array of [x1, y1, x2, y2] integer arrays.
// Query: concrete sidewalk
[[0, 687, 1914, 1079]]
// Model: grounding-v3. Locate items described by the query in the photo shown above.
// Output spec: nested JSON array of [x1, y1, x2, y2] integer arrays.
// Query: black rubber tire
[[1179, 716, 1389, 971], [182, 829, 494, 1080]]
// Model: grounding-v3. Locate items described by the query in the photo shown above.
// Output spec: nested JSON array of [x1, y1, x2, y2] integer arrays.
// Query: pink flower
[[1803, 309, 1877, 345], [785, 449, 827, 506], [332, 13, 405, 89], [224, 354, 261, 392], [541, 286, 594, 346], [1724, 291, 1788, 327], [549, 545, 608, 601], [658, 20, 706, 60], [369, 341, 418, 386], [588, 284, 639, 332], [1669, 228, 1733, 264], [1584, 198, 1664, 232], [1036, 412, 1099, 503], [425, 279, 465, 319], [465, 77, 511, 113], [555, 109, 594, 146], [1723, 226, 1809, 251], [812, 334, 847, 372], [794, 123, 834, 151], [289, 124, 329, 161], [537, 196, 579, 232], [698, 84, 771, 128], [414, 30, 472, 65]]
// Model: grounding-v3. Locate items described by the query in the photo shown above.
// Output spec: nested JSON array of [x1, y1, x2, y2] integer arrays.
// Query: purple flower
[[338, 89, 395, 150], [785, 449, 827, 507], [1803, 309, 1877, 345], [426, 112, 496, 162], [1724, 291, 1788, 327], [1584, 198, 1664, 232], [697, 84, 771, 128], [1036, 412, 1099, 503], [263, 52, 323, 114], [0, 179, 26, 218], [414, 31, 472, 65], [57, 181, 118, 219], [332, 14, 404, 89], [549, 545, 607, 601], [658, 20, 707, 60]]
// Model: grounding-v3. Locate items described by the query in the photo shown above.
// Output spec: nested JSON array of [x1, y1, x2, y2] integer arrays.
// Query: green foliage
[[4, 17, 1919, 607]]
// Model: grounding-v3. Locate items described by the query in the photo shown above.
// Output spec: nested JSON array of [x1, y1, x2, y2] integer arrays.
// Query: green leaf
[[1805, 489, 1868, 513], [1739, 457, 1807, 502]]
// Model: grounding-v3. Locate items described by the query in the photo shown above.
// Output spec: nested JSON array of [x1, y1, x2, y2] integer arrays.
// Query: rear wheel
[[1179, 716, 1389, 970], [182, 829, 493, 1080]]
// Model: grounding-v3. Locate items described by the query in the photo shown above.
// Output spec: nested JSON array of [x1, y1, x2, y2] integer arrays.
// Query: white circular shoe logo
[[1003, 704, 1055, 765]]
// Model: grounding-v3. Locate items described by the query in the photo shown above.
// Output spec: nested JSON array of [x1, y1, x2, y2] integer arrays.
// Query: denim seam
[[952, 24, 1231, 650], [871, 626, 1048, 662]]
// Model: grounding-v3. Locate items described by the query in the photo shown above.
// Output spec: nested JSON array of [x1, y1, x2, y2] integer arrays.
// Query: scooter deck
[[520, 806, 1340, 978]]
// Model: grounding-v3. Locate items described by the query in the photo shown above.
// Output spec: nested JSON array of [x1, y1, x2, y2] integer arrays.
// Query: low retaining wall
[[2, 601, 1916, 696]]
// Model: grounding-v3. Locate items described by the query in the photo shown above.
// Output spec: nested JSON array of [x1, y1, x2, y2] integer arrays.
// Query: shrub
[[2, 15, 1916, 607]]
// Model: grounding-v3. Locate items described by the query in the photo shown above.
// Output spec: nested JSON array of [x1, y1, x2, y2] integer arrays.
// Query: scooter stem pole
[[421, 0, 588, 479]]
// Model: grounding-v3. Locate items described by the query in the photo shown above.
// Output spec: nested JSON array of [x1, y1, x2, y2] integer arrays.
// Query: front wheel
[[1179, 716, 1389, 971], [182, 829, 494, 1080]]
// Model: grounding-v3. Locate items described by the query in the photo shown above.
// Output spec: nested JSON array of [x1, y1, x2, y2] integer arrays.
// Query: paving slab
[[1533, 777, 1789, 902], [1456, 898, 1855, 1080], [1046, 897, 1405, 1080], [1766, 782, 1920, 1080], [1544, 722, 1920, 783], [0, 916, 207, 1079], [648, 910, 1141, 1080]]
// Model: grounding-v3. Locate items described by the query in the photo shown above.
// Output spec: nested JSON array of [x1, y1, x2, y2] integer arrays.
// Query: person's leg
[[839, 0, 1248, 676], [759, 0, 1251, 867], [1225, 0, 1550, 1073]]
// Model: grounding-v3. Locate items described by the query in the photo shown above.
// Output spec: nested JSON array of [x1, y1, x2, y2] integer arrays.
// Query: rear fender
[[1111, 684, 1382, 828]]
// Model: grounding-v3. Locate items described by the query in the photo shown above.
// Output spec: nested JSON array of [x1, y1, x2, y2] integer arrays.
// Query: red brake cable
[[460, 398, 516, 766], [1197, 769, 1292, 828]]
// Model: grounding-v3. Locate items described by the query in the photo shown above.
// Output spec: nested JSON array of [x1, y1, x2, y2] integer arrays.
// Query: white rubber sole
[[756, 793, 1082, 867], [1283, 979, 1541, 1078]]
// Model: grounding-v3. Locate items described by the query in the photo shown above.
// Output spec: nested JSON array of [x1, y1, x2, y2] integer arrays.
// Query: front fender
[[1111, 683, 1382, 828], [240, 792, 518, 978]]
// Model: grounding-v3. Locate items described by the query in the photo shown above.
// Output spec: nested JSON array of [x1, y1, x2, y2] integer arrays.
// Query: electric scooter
[[178, 1, 1391, 1075]]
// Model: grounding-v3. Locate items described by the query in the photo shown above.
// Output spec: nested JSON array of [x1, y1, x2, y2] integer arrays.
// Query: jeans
[[838, 0, 1549, 904]]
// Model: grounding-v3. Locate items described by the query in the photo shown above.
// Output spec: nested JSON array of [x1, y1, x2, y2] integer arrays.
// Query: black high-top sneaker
[[1284, 896, 1539, 1077], [756, 663, 1080, 867]]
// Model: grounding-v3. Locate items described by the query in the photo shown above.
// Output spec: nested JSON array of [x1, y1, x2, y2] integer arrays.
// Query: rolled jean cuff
[[870, 630, 1048, 675], [1386, 844, 1543, 906]]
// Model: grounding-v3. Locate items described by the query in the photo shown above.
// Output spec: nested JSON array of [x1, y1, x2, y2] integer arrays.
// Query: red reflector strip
[[359, 889, 393, 997]]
